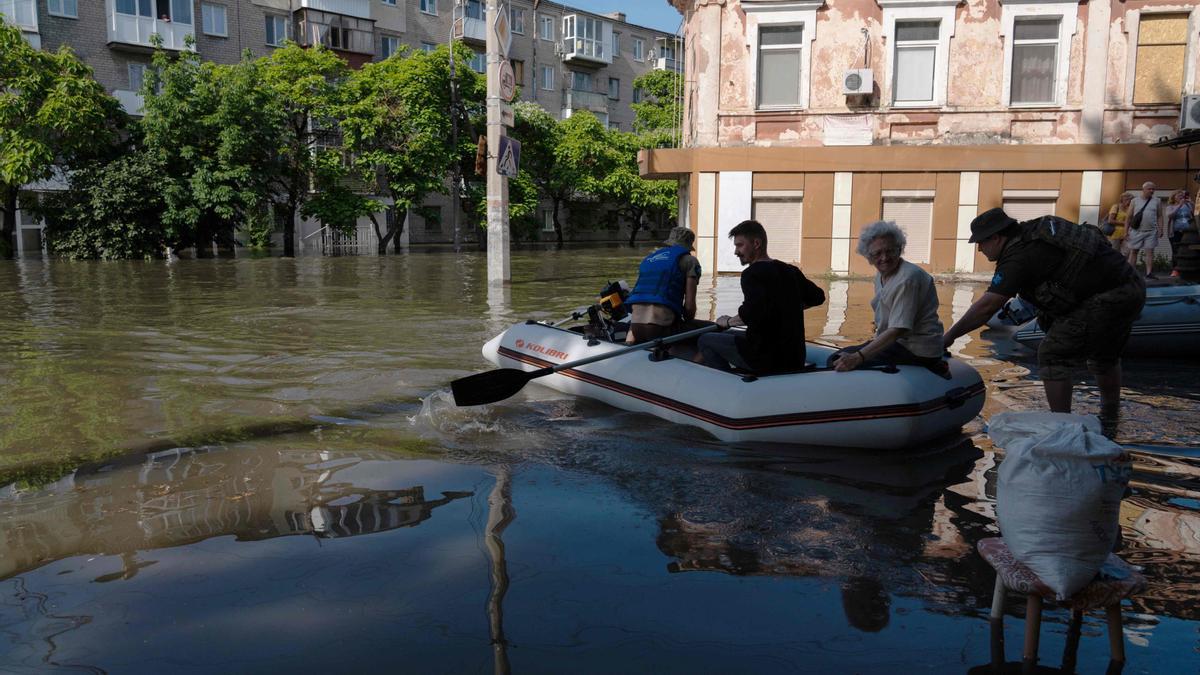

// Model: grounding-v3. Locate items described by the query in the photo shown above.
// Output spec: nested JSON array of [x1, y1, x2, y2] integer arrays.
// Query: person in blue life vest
[[625, 226, 703, 344], [942, 208, 1145, 418]]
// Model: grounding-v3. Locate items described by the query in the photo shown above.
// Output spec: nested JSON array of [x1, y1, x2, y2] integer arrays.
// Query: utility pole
[[449, 3, 462, 252], [486, 0, 511, 285]]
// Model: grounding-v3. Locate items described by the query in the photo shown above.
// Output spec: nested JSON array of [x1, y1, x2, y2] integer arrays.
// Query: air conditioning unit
[[1181, 94, 1200, 131], [843, 68, 873, 95]]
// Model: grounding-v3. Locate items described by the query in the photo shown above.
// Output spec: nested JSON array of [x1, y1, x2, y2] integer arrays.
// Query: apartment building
[[641, 0, 1197, 277], [2, 0, 682, 253]]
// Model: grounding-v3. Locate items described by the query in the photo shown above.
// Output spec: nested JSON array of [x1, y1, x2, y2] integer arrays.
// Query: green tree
[[0, 18, 123, 258], [340, 42, 484, 254], [603, 130, 678, 246], [631, 69, 683, 144], [261, 43, 348, 256]]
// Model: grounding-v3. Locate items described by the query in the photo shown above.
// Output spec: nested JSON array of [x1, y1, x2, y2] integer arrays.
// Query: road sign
[[497, 135, 520, 177], [492, 1, 512, 57], [500, 104, 514, 127], [499, 60, 516, 102]]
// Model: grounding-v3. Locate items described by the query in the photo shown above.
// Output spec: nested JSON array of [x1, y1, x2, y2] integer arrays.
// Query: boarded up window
[[752, 197, 802, 265], [1002, 198, 1056, 222], [881, 198, 932, 264], [1134, 13, 1189, 105]]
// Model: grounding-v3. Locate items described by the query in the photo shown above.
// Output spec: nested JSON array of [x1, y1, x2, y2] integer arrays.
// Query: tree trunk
[[282, 200, 297, 257], [626, 209, 645, 247], [392, 207, 404, 254], [552, 199, 564, 248], [0, 188, 17, 259]]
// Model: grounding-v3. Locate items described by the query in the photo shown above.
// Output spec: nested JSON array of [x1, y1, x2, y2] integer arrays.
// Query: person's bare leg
[[1144, 248, 1154, 276], [1094, 363, 1122, 417], [1043, 378, 1073, 413]]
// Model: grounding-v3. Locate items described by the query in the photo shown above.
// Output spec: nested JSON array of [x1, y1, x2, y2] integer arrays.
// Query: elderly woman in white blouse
[[830, 220, 947, 374]]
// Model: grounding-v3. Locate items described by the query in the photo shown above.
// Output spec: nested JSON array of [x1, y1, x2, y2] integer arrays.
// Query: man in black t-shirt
[[698, 220, 826, 374], [943, 208, 1145, 417]]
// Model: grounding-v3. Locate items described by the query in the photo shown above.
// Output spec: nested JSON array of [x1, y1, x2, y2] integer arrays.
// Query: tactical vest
[[1015, 216, 1111, 315], [627, 245, 691, 318]]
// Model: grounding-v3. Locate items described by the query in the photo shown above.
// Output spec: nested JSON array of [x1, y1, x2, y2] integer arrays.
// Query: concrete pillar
[[693, 3, 722, 147], [1081, 0, 1111, 144], [956, 172, 980, 273], [831, 172, 853, 273]]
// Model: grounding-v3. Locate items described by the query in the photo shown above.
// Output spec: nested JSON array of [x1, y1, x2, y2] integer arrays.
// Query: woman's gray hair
[[856, 220, 907, 258]]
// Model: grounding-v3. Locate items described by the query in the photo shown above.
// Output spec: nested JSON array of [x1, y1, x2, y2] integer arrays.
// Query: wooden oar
[[451, 324, 720, 406]]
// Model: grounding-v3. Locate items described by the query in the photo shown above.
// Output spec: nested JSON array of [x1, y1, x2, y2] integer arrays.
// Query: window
[[539, 15, 553, 41], [465, 0, 482, 20], [129, 63, 147, 92], [511, 59, 524, 86], [420, 41, 436, 53], [609, 121, 619, 131], [633, 37, 644, 60], [571, 70, 592, 91], [511, 7, 525, 34], [48, 0, 78, 18], [757, 25, 804, 108], [893, 21, 938, 104], [116, 0, 152, 18], [541, 65, 555, 91], [542, 209, 555, 232], [381, 35, 400, 59], [1134, 13, 1189, 105], [381, 0, 395, 5], [608, 77, 619, 99], [752, 196, 803, 266], [167, 0, 192, 25], [881, 196, 932, 264], [1010, 17, 1059, 105], [562, 15, 605, 60], [419, 0, 437, 16], [611, 32, 620, 56], [265, 15, 288, 46], [470, 51, 486, 74], [201, 3, 227, 37], [632, 87, 643, 103]]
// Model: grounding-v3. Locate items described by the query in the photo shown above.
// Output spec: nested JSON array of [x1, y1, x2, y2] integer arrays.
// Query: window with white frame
[[893, 21, 938, 104], [632, 87, 642, 103], [1001, 1, 1075, 108], [419, 0, 437, 16], [465, 0, 482, 20], [539, 15, 553, 41], [752, 195, 803, 266], [881, 196, 932, 264], [201, 3, 227, 37], [128, 63, 147, 92], [469, 51, 486, 74], [511, 7, 525, 34], [48, 0, 78, 18], [757, 25, 804, 108], [633, 37, 644, 60], [265, 15, 288, 46], [1010, 17, 1059, 105], [541, 65, 555, 90], [563, 15, 605, 61], [608, 77, 619, 99], [116, 0, 152, 18], [381, 35, 400, 59], [542, 209, 555, 232], [611, 32, 620, 56]]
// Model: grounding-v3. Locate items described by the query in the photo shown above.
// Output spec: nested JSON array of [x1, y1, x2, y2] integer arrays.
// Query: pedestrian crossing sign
[[497, 136, 520, 177]]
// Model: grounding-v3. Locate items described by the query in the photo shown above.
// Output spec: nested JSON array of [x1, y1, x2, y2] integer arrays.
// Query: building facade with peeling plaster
[[642, 0, 1200, 275]]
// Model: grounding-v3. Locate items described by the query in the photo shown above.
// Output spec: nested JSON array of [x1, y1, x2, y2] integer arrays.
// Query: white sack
[[990, 412, 1131, 600]]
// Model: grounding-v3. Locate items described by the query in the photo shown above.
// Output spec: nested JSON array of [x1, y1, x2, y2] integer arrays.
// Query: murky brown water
[[0, 250, 1197, 673]]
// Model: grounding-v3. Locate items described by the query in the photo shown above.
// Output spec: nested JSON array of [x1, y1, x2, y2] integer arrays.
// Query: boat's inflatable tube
[[482, 321, 985, 450]]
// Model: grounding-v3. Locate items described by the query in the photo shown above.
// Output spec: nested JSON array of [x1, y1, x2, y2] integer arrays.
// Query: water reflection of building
[[0, 446, 472, 580]]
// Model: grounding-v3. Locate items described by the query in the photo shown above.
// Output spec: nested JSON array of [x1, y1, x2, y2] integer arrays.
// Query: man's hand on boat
[[715, 315, 743, 330]]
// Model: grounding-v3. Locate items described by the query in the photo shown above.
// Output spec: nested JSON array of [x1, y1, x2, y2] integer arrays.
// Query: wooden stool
[[977, 537, 1147, 674]]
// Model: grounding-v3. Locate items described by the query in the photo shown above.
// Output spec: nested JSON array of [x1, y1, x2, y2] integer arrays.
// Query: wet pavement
[[0, 250, 1197, 673]]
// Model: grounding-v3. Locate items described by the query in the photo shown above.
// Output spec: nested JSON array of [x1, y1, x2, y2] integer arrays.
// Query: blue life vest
[[627, 245, 691, 318]]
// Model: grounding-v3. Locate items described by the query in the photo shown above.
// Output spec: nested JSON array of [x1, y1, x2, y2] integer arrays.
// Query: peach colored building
[[642, 0, 1200, 276]]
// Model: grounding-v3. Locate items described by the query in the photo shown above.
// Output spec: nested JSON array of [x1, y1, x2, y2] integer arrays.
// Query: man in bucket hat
[[625, 225, 703, 344], [943, 207, 1145, 418]]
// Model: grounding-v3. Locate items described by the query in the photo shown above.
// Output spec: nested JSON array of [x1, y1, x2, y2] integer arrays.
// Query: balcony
[[295, 8, 375, 56], [107, 1, 195, 52], [563, 88, 609, 114], [0, 0, 39, 47], [654, 37, 682, 72], [560, 14, 612, 67], [655, 56, 681, 72], [294, 0, 370, 21], [452, 16, 485, 44], [113, 90, 145, 116]]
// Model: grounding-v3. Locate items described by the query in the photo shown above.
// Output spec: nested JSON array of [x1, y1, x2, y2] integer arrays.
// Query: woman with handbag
[[1105, 192, 1133, 251], [1168, 189, 1195, 277]]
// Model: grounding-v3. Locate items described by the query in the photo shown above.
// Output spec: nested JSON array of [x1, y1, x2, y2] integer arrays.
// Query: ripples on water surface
[[0, 251, 1197, 673]]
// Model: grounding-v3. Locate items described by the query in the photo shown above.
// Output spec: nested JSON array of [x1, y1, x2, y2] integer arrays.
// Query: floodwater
[[0, 250, 1196, 673]]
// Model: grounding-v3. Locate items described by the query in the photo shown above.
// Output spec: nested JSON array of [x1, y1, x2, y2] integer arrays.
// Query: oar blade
[[451, 368, 535, 406]]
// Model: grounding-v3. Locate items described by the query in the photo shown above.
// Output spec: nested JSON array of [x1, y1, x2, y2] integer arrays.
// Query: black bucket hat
[[968, 208, 1018, 243]]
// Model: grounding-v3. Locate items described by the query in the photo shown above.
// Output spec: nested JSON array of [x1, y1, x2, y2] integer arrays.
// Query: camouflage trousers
[[1037, 273, 1146, 380]]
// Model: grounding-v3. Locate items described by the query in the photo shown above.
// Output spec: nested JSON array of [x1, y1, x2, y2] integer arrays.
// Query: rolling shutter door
[[1002, 198, 1056, 222], [881, 198, 932, 264], [751, 198, 802, 265]]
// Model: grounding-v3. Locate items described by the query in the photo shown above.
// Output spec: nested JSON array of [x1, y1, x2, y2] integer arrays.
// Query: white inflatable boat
[[480, 321, 985, 450]]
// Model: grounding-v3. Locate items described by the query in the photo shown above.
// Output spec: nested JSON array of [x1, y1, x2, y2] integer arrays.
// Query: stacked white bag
[[989, 412, 1132, 600]]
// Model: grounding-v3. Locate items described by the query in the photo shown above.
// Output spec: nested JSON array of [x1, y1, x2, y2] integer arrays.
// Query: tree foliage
[[0, 18, 123, 258], [631, 69, 682, 145]]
